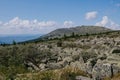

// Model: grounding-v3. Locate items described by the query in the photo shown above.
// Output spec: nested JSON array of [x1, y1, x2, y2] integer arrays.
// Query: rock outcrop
[[25, 36, 120, 80]]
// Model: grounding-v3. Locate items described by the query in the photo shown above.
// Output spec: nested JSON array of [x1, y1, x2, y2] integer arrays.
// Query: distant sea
[[0, 34, 43, 44]]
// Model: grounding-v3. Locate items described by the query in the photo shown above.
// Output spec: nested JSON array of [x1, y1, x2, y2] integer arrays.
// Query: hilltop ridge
[[28, 26, 111, 42]]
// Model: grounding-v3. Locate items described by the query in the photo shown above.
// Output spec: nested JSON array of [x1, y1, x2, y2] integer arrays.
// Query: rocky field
[[0, 31, 120, 80]]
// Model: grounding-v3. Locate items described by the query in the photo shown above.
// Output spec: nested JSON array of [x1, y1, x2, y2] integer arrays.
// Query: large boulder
[[92, 59, 120, 80], [92, 60, 111, 80], [63, 56, 73, 64], [25, 61, 40, 71], [85, 60, 93, 74], [85, 58, 97, 74]]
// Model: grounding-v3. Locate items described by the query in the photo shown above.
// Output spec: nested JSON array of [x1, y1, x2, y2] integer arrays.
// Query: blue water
[[0, 34, 42, 44]]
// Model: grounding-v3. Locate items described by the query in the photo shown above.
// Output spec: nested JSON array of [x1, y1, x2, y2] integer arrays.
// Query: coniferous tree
[[13, 40, 16, 45], [71, 32, 75, 37], [64, 34, 67, 39]]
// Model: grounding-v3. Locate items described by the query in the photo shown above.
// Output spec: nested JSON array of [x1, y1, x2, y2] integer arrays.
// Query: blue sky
[[0, 0, 120, 34]]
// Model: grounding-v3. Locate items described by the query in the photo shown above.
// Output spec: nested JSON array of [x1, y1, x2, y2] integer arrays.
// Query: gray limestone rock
[[46, 63, 63, 69], [39, 63, 46, 70], [92, 59, 120, 80], [70, 61, 86, 72], [76, 76, 92, 80]]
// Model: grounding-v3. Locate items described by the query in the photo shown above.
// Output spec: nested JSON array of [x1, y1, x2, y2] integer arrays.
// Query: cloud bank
[[0, 17, 74, 34], [0, 15, 120, 35], [95, 16, 120, 30]]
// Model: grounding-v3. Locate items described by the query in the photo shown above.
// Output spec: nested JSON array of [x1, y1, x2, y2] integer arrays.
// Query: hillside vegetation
[[1, 27, 120, 80], [27, 26, 111, 42]]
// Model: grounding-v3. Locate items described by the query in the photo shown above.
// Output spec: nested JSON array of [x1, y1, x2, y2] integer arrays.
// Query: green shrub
[[112, 49, 120, 53], [57, 40, 62, 47]]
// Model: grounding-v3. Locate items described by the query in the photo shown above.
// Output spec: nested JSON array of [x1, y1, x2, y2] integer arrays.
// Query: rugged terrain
[[0, 26, 120, 80], [29, 26, 111, 42]]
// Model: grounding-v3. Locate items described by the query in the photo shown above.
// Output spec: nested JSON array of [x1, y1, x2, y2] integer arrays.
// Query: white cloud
[[38, 21, 57, 27], [85, 11, 98, 20], [0, 17, 58, 34], [95, 16, 120, 30], [96, 16, 109, 27], [4, 17, 30, 29], [63, 21, 74, 28], [0, 17, 74, 34]]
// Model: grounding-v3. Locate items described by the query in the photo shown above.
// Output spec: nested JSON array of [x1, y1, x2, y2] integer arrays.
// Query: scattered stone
[[76, 76, 92, 80], [46, 63, 63, 69], [70, 61, 86, 72], [39, 63, 46, 70]]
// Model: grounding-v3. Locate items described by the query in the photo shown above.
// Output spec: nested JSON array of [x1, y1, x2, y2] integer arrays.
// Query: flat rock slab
[[76, 76, 92, 80]]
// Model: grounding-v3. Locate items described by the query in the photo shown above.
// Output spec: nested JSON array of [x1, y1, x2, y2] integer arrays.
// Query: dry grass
[[103, 73, 120, 80], [16, 66, 88, 80], [0, 73, 5, 80], [111, 73, 120, 80], [54, 66, 88, 80]]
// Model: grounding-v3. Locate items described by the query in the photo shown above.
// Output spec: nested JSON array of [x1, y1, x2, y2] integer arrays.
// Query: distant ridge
[[44, 26, 111, 38], [26, 26, 112, 42]]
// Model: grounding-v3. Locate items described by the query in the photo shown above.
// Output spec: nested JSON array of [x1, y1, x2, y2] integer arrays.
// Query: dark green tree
[[13, 40, 16, 45], [71, 32, 75, 37], [64, 34, 67, 39], [85, 33, 89, 37], [57, 40, 62, 47]]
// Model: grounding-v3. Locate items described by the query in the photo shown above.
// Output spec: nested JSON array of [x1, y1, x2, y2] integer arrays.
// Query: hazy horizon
[[0, 34, 43, 44]]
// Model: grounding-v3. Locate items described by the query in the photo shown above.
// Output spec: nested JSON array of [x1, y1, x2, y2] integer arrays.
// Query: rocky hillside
[[1, 31, 120, 80], [45, 26, 111, 38], [31, 26, 111, 41]]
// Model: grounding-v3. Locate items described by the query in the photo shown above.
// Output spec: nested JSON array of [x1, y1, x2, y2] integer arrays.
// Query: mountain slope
[[25, 26, 112, 42], [41, 26, 111, 39], [47, 26, 110, 36]]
